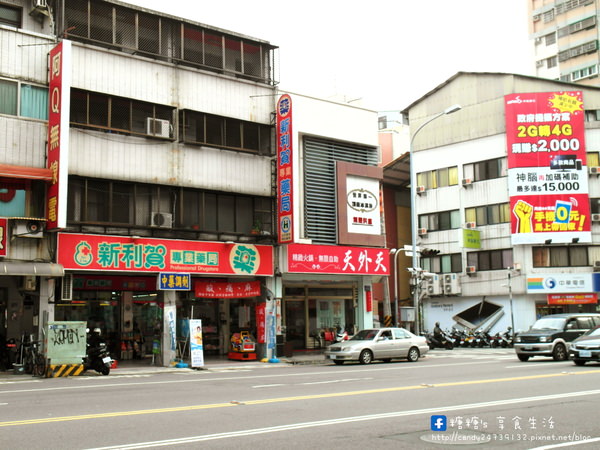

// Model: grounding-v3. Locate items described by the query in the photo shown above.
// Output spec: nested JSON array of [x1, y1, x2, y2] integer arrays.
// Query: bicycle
[[19, 336, 47, 377]]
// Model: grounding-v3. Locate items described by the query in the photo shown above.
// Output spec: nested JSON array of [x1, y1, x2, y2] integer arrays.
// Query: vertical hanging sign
[[276, 94, 293, 244], [505, 91, 591, 245], [46, 40, 72, 230]]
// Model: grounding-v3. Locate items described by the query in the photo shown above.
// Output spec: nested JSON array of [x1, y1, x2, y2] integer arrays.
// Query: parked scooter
[[83, 328, 112, 375], [334, 327, 349, 343]]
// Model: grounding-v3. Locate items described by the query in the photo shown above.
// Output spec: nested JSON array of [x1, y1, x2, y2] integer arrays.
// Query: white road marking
[[252, 384, 285, 388], [85, 388, 600, 449]]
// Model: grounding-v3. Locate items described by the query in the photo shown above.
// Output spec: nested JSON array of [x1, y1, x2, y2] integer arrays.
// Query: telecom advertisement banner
[[505, 91, 591, 245], [189, 319, 204, 368]]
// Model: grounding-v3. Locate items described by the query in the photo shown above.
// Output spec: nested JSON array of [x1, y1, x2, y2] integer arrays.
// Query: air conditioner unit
[[589, 166, 600, 175], [416, 185, 426, 195], [418, 228, 428, 236], [22, 275, 36, 291], [146, 118, 171, 138], [30, 0, 50, 16], [425, 274, 442, 296], [464, 222, 477, 229], [592, 213, 600, 222], [536, 60, 544, 68], [151, 212, 173, 228], [61, 273, 73, 301], [443, 273, 462, 295], [461, 178, 473, 187], [466, 266, 477, 275], [12, 220, 44, 238]]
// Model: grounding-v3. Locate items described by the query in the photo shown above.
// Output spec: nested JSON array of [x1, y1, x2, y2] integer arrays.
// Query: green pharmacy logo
[[230, 244, 259, 275], [74, 241, 93, 266]]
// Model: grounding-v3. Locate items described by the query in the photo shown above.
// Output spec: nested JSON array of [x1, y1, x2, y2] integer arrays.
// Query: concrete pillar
[[162, 291, 177, 366]]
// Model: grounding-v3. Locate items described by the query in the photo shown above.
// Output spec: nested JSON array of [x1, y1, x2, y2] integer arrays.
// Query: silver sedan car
[[324, 327, 429, 365]]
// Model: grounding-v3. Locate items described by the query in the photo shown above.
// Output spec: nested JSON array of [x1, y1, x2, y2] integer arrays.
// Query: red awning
[[0, 164, 53, 182]]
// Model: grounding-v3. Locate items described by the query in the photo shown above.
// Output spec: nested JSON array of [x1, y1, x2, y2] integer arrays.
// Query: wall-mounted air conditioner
[[592, 213, 600, 222], [146, 118, 171, 138], [30, 0, 50, 17], [418, 228, 428, 236], [589, 166, 600, 175], [416, 186, 426, 195], [12, 220, 44, 238], [462, 178, 473, 187], [425, 274, 442, 296], [464, 222, 477, 229], [466, 266, 477, 275], [443, 273, 461, 295], [61, 273, 73, 301], [151, 212, 173, 228]]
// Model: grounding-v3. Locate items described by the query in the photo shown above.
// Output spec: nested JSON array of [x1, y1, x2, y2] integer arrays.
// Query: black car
[[514, 313, 600, 361], [569, 325, 600, 366]]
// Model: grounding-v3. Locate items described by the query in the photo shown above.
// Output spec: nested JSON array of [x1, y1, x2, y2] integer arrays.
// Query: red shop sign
[[194, 280, 261, 298]]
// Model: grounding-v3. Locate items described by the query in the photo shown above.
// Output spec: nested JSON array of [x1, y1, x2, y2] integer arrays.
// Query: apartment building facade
[[530, 0, 600, 85], [1, 0, 385, 364], [403, 72, 600, 334]]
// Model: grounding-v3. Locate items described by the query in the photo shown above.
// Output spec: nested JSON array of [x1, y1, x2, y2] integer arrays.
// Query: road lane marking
[[2, 369, 600, 427], [0, 361, 492, 395], [84, 389, 600, 449], [252, 384, 285, 388]]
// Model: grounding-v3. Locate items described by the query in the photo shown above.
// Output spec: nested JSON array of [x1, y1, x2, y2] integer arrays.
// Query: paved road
[[1, 348, 599, 449]]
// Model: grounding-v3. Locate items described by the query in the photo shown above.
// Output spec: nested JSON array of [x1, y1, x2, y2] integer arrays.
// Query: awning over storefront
[[0, 262, 64, 276], [0, 163, 53, 181]]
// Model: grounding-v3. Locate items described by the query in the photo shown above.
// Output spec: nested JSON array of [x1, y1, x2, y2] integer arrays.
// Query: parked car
[[324, 327, 429, 365], [569, 325, 600, 366], [514, 313, 600, 361]]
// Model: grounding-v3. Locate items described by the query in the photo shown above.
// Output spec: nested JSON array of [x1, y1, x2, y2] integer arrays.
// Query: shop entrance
[[283, 284, 356, 350]]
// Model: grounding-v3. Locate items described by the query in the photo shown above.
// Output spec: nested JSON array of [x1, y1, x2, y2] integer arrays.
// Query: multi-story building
[[403, 71, 600, 335], [1, 0, 385, 365], [530, 0, 600, 85], [1, 0, 278, 363]]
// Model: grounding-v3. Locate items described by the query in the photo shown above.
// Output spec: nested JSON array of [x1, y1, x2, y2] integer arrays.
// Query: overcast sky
[[126, 0, 534, 112]]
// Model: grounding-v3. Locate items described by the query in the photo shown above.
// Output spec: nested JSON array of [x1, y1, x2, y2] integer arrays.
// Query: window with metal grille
[[67, 177, 273, 235], [63, 0, 276, 85], [303, 138, 378, 244]]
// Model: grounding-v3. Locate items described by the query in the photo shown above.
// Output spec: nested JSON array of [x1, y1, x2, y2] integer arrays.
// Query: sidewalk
[[0, 350, 328, 379]]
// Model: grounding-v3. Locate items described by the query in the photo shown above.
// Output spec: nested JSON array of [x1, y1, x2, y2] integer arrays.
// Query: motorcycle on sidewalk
[[427, 330, 454, 350], [83, 328, 112, 376]]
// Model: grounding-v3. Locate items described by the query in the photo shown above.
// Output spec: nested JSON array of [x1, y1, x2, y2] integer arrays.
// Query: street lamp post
[[508, 268, 515, 336], [410, 104, 461, 335], [390, 248, 402, 327]]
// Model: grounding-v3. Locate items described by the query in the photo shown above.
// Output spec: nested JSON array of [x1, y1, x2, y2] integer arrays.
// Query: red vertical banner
[[276, 94, 293, 244], [256, 303, 266, 344], [0, 218, 7, 257], [505, 91, 591, 245], [46, 40, 72, 230]]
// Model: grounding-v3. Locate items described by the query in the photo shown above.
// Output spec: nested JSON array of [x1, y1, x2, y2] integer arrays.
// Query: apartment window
[[543, 9, 555, 23], [70, 89, 174, 139], [0, 79, 17, 115], [419, 210, 460, 231], [572, 65, 598, 81], [0, 79, 48, 119], [0, 3, 21, 27], [547, 56, 558, 68], [416, 166, 458, 189], [67, 177, 273, 235], [465, 203, 510, 226], [463, 157, 507, 182], [467, 249, 513, 271], [422, 253, 462, 274], [591, 198, 600, 214], [532, 246, 588, 267], [588, 152, 600, 166], [545, 33, 556, 46]]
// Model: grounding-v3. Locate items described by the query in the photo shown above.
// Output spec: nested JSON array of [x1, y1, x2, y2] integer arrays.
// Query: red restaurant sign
[[286, 243, 389, 275], [57, 233, 273, 276]]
